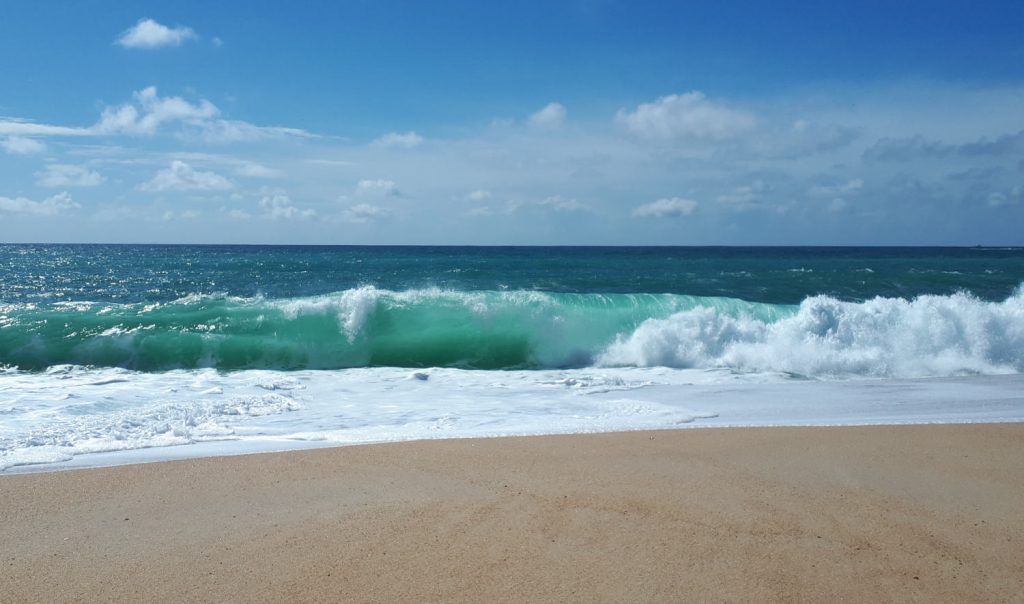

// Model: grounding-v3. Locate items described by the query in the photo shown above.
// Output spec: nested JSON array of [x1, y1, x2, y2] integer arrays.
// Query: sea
[[2, 244, 1023, 472]]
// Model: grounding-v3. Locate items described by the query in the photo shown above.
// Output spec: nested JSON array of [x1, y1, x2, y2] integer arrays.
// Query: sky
[[1, 0, 1022, 245]]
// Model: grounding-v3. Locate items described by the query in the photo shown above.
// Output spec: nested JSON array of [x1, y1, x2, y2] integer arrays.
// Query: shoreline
[[6, 416, 1024, 476], [6, 369, 1024, 476], [3, 423, 1022, 601]]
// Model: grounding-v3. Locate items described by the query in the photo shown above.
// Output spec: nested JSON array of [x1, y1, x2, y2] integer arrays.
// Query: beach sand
[[2, 424, 1022, 602]]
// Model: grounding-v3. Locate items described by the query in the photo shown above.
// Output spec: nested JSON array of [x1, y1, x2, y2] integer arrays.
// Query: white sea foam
[[598, 290, 1024, 378], [1, 365, 1022, 473]]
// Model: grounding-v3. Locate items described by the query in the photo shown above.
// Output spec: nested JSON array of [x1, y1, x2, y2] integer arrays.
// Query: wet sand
[[2, 423, 1023, 602]]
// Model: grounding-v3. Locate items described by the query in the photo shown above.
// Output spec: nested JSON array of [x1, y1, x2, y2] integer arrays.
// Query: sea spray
[[598, 288, 1024, 378]]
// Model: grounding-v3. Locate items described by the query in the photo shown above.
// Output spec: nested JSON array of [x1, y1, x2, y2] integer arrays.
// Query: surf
[[1, 285, 1022, 378]]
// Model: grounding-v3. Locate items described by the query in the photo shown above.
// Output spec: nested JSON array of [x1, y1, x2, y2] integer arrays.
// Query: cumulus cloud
[[116, 18, 198, 49], [343, 203, 390, 223], [35, 164, 105, 188], [97, 86, 218, 135], [528, 102, 566, 129], [355, 179, 400, 197], [259, 192, 316, 220], [632, 197, 698, 218], [140, 160, 234, 191], [1, 136, 46, 154], [616, 92, 755, 140], [373, 131, 424, 148], [0, 192, 79, 216]]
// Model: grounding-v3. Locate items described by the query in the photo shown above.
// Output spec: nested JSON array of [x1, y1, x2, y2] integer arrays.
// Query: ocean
[[2, 244, 1023, 472]]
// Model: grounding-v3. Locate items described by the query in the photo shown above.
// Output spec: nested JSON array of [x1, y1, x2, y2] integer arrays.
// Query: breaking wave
[[1, 286, 1022, 378]]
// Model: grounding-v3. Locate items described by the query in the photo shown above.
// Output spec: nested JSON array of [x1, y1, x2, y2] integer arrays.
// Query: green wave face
[[0, 288, 791, 371]]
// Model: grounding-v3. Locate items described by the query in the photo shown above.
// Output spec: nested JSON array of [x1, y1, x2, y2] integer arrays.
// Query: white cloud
[[717, 181, 768, 209], [1, 136, 46, 154], [306, 158, 355, 167], [259, 192, 316, 220], [616, 92, 756, 140], [988, 186, 1023, 207], [0, 119, 90, 137], [373, 131, 424, 148], [170, 153, 282, 178], [343, 203, 390, 223], [140, 160, 234, 192], [632, 197, 698, 218], [162, 209, 201, 221], [224, 208, 252, 220], [786, 120, 859, 154], [1, 87, 313, 143], [234, 162, 282, 178], [470, 195, 585, 215], [197, 120, 314, 144], [0, 192, 79, 216], [3, 81, 1020, 244], [117, 18, 198, 49], [465, 189, 492, 202], [537, 195, 585, 211], [807, 179, 863, 199], [35, 164, 105, 188], [467, 206, 497, 216], [356, 179, 400, 197], [96, 86, 218, 135], [807, 179, 863, 212], [528, 102, 566, 129], [467, 199, 524, 217]]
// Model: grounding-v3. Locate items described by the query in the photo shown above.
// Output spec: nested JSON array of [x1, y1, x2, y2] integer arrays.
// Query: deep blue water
[[3, 244, 1023, 304]]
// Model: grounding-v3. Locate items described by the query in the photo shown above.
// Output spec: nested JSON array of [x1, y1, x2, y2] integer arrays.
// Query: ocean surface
[[2, 244, 1024, 472]]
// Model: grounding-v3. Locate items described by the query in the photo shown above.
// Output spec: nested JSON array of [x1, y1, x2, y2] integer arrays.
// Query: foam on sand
[[2, 365, 1022, 472]]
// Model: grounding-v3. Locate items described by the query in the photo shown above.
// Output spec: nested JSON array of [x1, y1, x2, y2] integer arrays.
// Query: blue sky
[[1, 0, 1022, 244]]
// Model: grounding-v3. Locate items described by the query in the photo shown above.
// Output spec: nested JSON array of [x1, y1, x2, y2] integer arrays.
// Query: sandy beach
[[2, 423, 1022, 602]]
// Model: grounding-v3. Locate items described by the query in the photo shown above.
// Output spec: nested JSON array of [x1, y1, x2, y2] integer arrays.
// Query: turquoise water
[[2, 245, 1023, 372]]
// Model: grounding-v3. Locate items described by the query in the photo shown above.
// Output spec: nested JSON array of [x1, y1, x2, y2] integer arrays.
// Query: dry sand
[[2, 424, 1023, 603]]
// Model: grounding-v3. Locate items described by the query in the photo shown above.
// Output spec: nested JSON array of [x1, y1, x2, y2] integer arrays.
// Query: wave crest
[[597, 290, 1024, 378], [1, 286, 1022, 377]]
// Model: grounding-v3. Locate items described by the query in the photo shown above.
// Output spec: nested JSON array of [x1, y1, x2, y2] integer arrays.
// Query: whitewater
[[2, 245, 1023, 472]]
